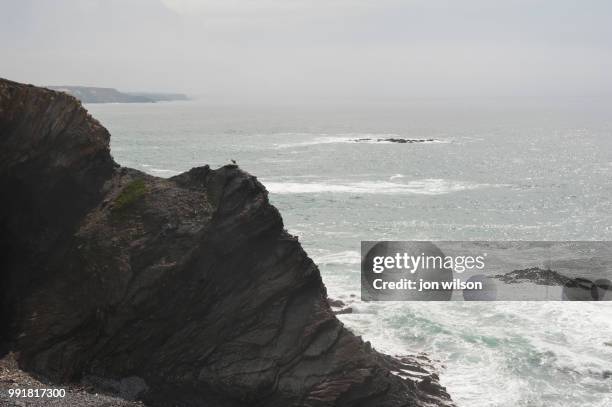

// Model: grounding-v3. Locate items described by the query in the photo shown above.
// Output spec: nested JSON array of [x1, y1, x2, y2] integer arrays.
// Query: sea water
[[88, 99, 612, 407]]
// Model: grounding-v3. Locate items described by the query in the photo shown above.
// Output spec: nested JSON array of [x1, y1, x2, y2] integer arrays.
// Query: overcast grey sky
[[1, 0, 612, 101]]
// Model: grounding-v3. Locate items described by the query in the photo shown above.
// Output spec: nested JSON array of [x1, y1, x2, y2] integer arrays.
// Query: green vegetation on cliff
[[112, 179, 147, 213]]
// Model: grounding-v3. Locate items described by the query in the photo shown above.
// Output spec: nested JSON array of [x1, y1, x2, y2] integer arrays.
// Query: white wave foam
[[150, 168, 180, 175], [275, 136, 357, 148], [337, 300, 612, 407], [313, 251, 361, 265], [264, 179, 495, 195]]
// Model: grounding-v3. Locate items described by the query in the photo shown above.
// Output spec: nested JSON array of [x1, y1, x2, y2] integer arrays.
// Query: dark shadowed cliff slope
[[0, 78, 453, 407]]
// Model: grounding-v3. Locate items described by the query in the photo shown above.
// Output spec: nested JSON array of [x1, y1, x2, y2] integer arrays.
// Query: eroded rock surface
[[0, 78, 453, 407]]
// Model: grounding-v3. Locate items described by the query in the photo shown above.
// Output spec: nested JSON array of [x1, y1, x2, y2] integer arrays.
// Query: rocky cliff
[[0, 78, 453, 407]]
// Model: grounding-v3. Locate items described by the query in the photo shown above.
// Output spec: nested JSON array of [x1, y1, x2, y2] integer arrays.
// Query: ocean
[[87, 99, 612, 407]]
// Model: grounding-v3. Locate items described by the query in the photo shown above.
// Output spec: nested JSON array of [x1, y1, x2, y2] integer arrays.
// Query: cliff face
[[0, 78, 453, 407]]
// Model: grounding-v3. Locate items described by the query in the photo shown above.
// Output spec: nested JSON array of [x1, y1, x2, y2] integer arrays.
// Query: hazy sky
[[2, 0, 612, 101]]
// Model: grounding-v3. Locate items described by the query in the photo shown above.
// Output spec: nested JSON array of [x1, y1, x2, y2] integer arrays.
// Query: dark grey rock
[[353, 138, 436, 143], [495, 267, 570, 286]]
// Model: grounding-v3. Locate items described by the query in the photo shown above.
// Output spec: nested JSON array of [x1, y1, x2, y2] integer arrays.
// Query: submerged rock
[[327, 298, 346, 308], [0, 79, 453, 406], [494, 267, 570, 286], [353, 138, 436, 143], [327, 298, 353, 315]]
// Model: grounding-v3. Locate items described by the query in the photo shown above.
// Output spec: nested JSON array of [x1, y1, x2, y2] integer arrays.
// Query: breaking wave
[[264, 179, 499, 195]]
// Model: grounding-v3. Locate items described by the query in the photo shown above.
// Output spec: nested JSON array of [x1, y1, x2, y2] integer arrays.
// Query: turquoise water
[[88, 100, 612, 407]]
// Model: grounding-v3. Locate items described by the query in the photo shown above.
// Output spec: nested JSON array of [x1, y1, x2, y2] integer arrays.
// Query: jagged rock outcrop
[[0, 78, 453, 407]]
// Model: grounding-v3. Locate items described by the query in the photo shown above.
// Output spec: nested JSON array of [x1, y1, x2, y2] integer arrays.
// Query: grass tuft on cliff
[[112, 179, 147, 213]]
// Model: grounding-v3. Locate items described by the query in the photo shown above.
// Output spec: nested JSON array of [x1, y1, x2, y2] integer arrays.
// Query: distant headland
[[47, 85, 189, 103]]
